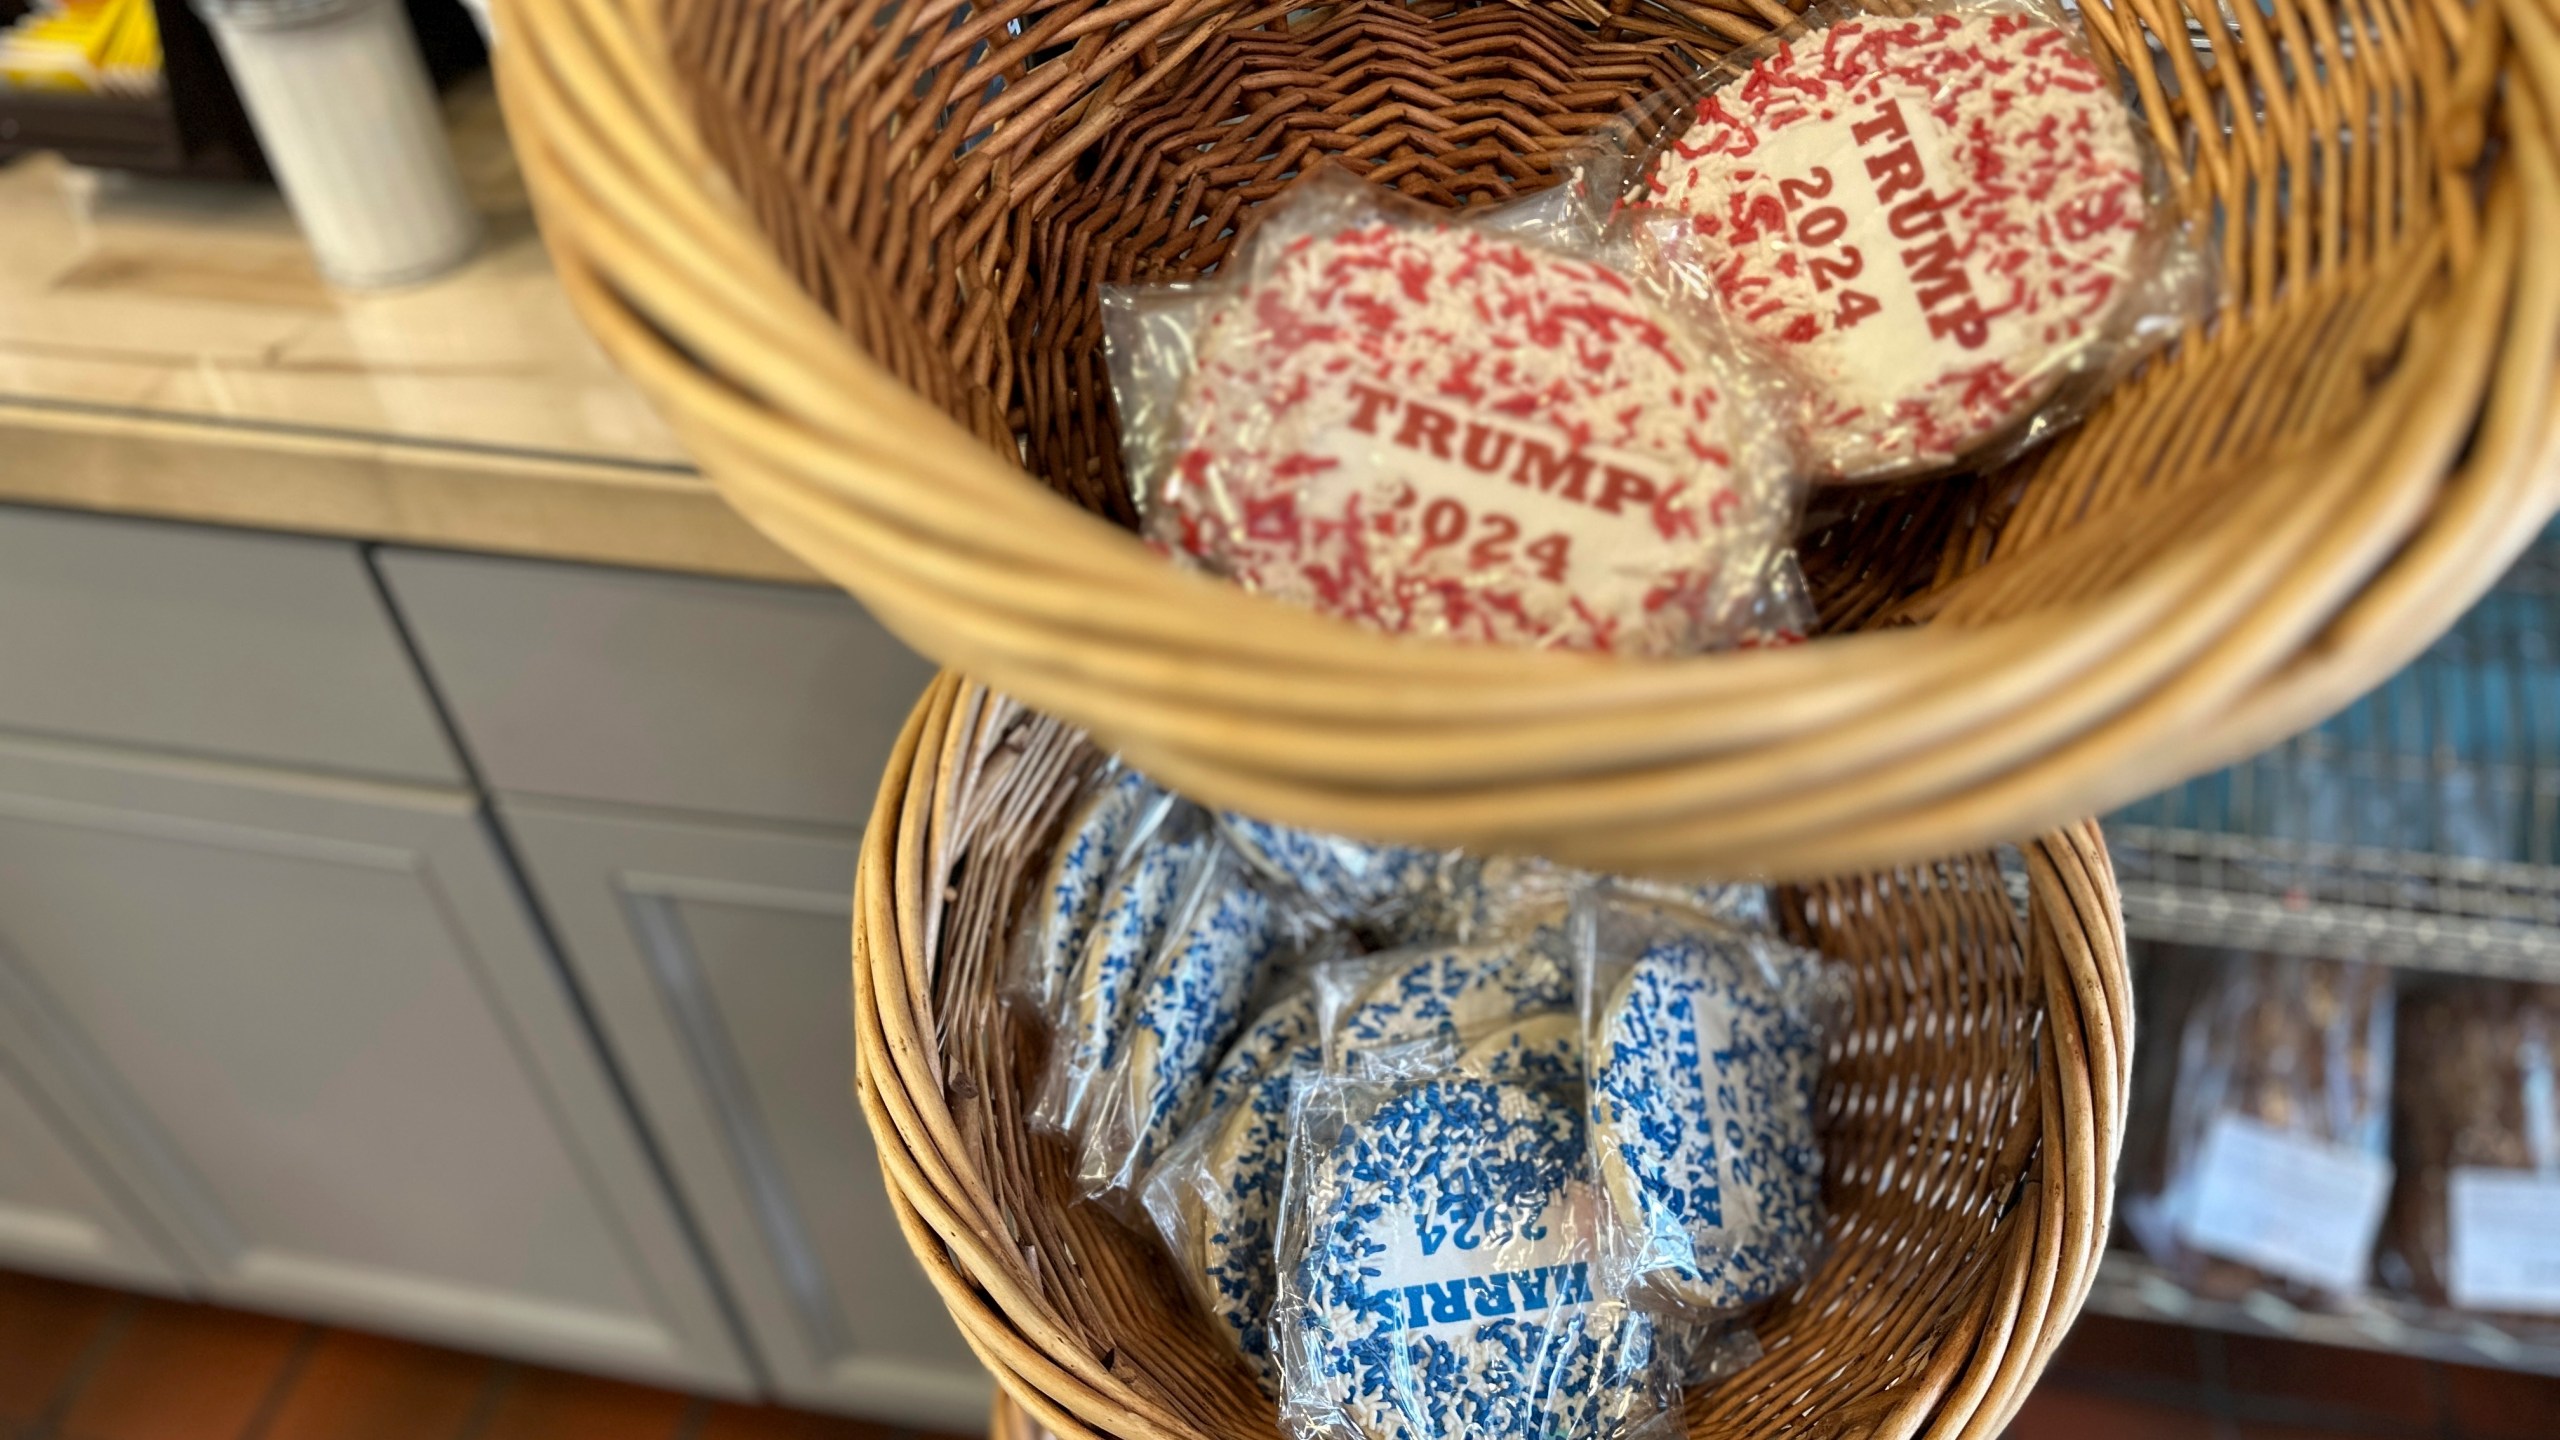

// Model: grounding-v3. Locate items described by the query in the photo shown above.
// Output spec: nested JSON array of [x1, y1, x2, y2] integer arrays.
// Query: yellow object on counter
[[0, 0, 161, 95]]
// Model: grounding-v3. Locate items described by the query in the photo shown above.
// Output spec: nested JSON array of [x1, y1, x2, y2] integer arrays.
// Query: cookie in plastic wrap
[[1580, 895, 1835, 1316], [1142, 985, 1323, 1390], [1320, 937, 1578, 1076], [1388, 851, 1773, 948], [1107, 168, 1807, 656], [1217, 811, 1448, 934], [1031, 827, 1215, 1136], [1079, 861, 1287, 1206], [1454, 1011, 1583, 1087], [1635, 0, 2189, 480], [1274, 1073, 1677, 1440], [1013, 764, 1179, 1010]]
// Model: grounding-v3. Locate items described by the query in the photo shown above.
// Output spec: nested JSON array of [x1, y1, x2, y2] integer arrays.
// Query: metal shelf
[[2109, 826, 2560, 980], [2107, 532, 2560, 980], [2087, 1252, 2560, 1377]]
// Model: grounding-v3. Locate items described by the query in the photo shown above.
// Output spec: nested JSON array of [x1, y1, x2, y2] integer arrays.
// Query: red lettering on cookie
[[1643, 11, 2150, 476], [1146, 216, 1794, 652]]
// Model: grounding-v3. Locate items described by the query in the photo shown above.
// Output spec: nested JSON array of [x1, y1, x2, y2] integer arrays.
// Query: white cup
[[196, 0, 482, 289]]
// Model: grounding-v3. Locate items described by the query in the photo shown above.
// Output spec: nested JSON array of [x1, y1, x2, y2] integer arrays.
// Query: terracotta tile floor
[[0, 1271, 975, 1440], [9, 1269, 2558, 1440]]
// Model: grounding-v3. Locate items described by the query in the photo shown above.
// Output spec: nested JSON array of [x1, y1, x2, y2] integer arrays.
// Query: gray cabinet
[[0, 1044, 186, 1291], [383, 545, 981, 1423], [503, 798, 990, 1429], [376, 550, 934, 828], [0, 733, 752, 1392], [0, 508, 461, 785], [0, 512, 985, 1419]]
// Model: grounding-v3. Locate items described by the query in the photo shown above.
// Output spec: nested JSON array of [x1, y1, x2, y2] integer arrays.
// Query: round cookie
[[1385, 855, 1772, 948], [1328, 940, 1576, 1072], [1219, 813, 1445, 927], [1588, 933, 1824, 1312], [1041, 831, 1211, 1134], [1187, 1029, 1324, 1391], [1157, 212, 1791, 656], [1196, 986, 1318, 1127], [1455, 1011, 1583, 1087], [1281, 1077, 1666, 1440], [1649, 9, 2150, 478], [1083, 875, 1284, 1195], [1024, 769, 1174, 1007]]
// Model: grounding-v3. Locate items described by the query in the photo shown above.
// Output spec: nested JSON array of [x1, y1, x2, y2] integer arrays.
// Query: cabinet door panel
[[0, 1051, 186, 1290], [507, 799, 989, 1427], [377, 550, 931, 828], [0, 735, 749, 1390], [0, 506, 460, 784]]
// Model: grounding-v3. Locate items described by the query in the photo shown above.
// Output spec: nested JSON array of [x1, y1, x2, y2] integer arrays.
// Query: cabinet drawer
[[0, 507, 460, 784], [378, 550, 932, 828]]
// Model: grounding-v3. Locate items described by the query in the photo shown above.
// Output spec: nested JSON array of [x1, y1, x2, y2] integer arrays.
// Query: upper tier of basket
[[495, 0, 2560, 881]]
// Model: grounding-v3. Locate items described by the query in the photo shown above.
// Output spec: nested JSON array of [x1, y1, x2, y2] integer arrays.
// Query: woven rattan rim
[[494, 0, 2560, 881], [848, 672, 2134, 1440]]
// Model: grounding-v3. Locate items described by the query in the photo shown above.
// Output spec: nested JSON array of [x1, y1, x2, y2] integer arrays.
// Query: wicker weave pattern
[[672, 0, 1742, 517], [848, 674, 2131, 1440], [493, 0, 2560, 881]]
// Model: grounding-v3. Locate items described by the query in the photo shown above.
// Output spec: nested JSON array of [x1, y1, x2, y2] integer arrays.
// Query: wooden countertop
[[0, 78, 819, 585]]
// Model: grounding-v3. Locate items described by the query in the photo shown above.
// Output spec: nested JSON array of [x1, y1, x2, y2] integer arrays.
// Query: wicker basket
[[852, 672, 2131, 1440], [496, 0, 2560, 881]]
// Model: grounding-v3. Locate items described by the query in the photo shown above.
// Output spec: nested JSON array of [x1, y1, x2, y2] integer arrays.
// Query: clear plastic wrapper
[[2383, 981, 2560, 1315], [1216, 811, 1450, 936], [1605, 0, 2205, 482], [1315, 934, 1581, 1082], [1011, 762, 1182, 1012], [1388, 852, 1773, 949], [1030, 816, 1218, 1137], [1272, 1067, 1682, 1440], [1575, 891, 1837, 1320], [2126, 950, 2396, 1301], [1310, 923, 1771, 1384], [1077, 855, 1294, 1209], [1106, 165, 1809, 656], [1142, 982, 1324, 1391], [1378, 854, 1568, 950]]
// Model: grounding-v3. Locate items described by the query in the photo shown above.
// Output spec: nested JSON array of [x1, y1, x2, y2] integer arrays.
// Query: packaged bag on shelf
[[1011, 761, 1183, 1013], [1106, 165, 1809, 657], [1603, 0, 2205, 483], [2126, 950, 2397, 1301], [1271, 1063, 1683, 1440], [1576, 890, 1837, 1321], [2383, 981, 2560, 1317]]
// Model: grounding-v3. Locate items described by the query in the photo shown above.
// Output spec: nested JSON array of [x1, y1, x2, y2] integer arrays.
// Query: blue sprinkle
[[1044, 832, 1211, 1132], [1327, 939, 1576, 1072], [1087, 875, 1285, 1192], [1220, 813, 1444, 924], [1281, 1077, 1670, 1440], [1025, 768, 1173, 1007], [1589, 932, 1825, 1313]]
